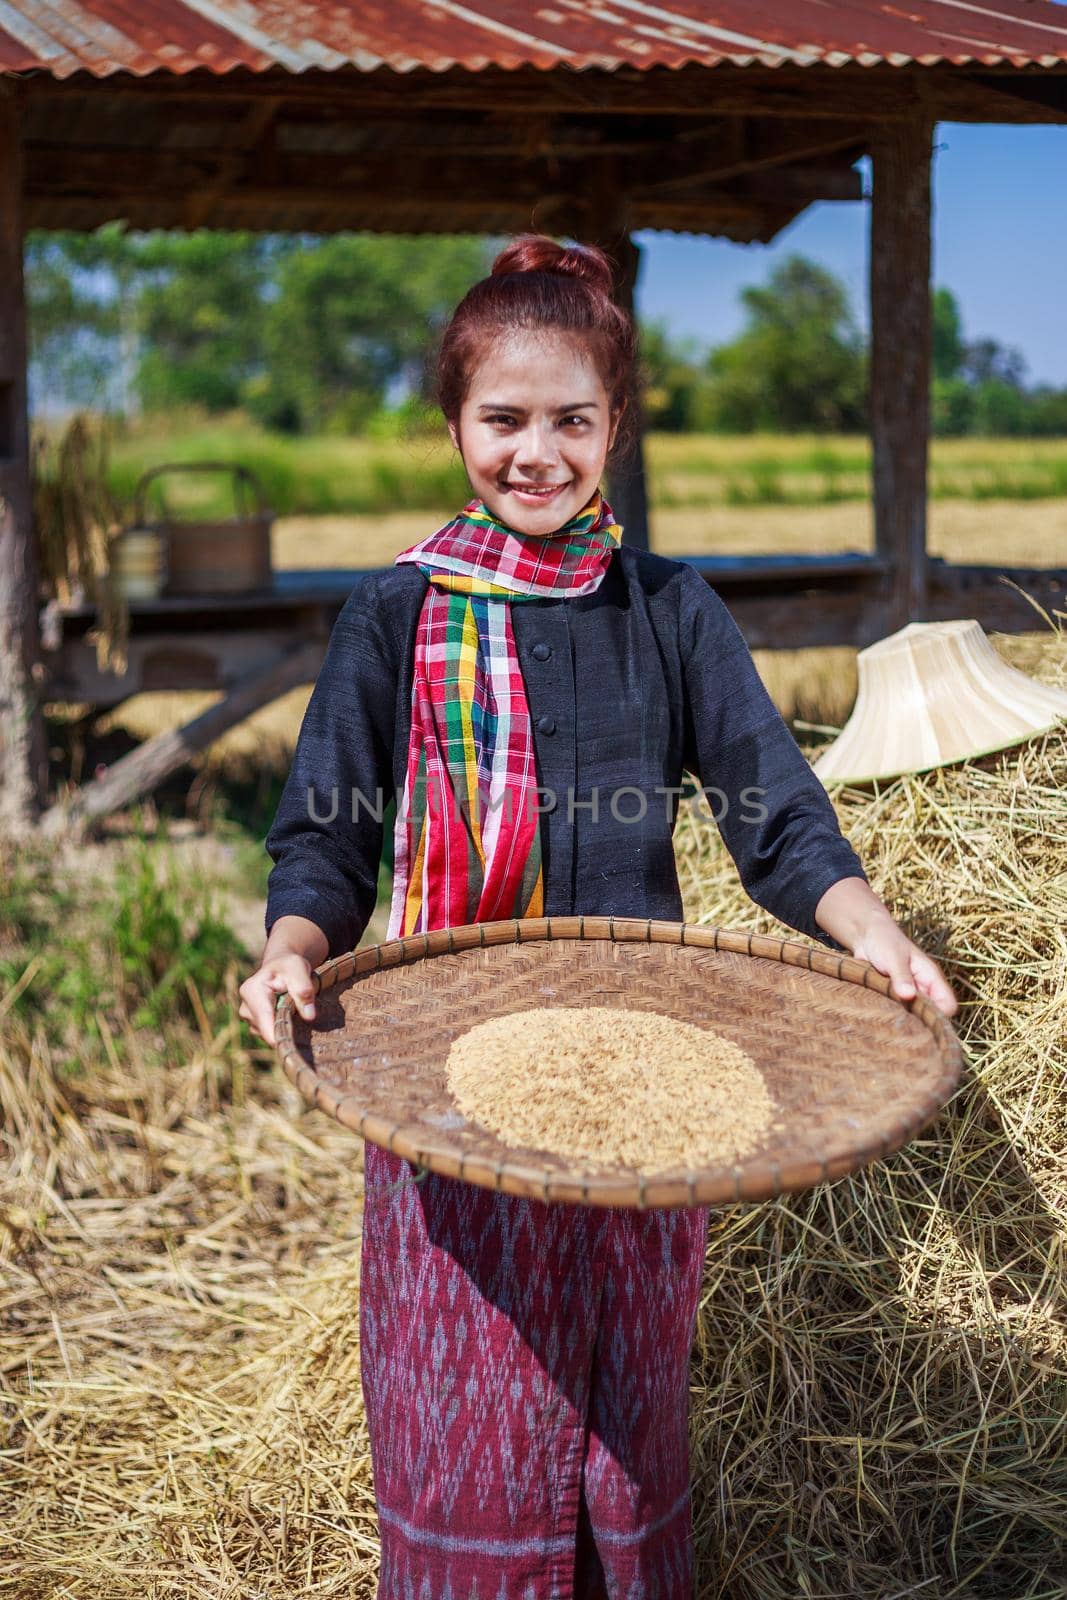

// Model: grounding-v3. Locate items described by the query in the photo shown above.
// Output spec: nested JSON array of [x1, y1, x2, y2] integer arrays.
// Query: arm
[[263, 574, 397, 960], [678, 567, 956, 1016], [678, 564, 867, 948]]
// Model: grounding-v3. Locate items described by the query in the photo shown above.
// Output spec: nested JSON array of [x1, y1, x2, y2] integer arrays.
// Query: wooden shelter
[[2, 1, 1067, 829]]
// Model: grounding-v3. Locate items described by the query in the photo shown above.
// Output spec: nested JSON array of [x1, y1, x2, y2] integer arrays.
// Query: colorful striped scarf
[[386, 490, 622, 939]]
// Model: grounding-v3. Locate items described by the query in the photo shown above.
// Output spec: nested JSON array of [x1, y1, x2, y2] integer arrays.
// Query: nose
[[513, 420, 560, 472]]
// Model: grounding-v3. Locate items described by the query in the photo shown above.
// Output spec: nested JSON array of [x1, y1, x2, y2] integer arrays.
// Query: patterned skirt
[[359, 1142, 709, 1600]]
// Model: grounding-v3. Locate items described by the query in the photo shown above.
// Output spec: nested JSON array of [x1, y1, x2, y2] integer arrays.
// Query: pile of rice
[[445, 1005, 775, 1172]]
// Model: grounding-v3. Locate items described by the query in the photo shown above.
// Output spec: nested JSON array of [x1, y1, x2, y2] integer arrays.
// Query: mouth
[[505, 481, 569, 504]]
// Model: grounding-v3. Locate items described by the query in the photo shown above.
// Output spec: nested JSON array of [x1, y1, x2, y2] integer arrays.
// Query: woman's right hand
[[239, 951, 318, 1046]]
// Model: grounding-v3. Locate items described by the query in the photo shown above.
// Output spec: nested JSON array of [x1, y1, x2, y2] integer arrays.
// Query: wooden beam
[[635, 129, 864, 195], [24, 188, 820, 246], [40, 639, 321, 837], [182, 95, 283, 230], [24, 143, 863, 207], [0, 87, 47, 837], [24, 63, 1067, 125], [870, 116, 933, 632]]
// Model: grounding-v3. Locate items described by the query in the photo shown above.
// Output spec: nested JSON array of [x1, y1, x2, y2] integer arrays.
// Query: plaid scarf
[[386, 490, 622, 938]]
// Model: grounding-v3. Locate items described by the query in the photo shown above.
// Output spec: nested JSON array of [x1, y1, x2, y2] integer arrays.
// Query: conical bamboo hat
[[811, 619, 1067, 786]]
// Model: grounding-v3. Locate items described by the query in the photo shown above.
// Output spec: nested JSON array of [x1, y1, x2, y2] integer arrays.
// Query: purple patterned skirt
[[359, 1142, 709, 1599]]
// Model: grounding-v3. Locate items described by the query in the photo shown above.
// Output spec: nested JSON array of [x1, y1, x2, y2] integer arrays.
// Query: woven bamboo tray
[[274, 917, 963, 1210]]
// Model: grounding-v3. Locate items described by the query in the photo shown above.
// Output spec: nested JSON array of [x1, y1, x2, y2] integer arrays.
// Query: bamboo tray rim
[[274, 917, 964, 1209]]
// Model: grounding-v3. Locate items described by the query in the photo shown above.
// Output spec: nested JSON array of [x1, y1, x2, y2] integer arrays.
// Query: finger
[[884, 956, 917, 1002], [284, 985, 316, 1021], [913, 958, 959, 1018], [238, 1001, 268, 1044], [283, 970, 317, 1021], [258, 967, 315, 1022]]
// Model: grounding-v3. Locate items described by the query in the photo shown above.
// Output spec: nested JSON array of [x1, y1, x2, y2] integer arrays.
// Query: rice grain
[[445, 1005, 775, 1174]]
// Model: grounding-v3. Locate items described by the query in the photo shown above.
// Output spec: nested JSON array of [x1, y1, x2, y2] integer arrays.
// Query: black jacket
[[264, 545, 867, 957]]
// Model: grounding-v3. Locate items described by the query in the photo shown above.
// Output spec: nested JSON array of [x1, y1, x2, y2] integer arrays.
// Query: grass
[[103, 412, 1067, 518], [650, 433, 1067, 507], [0, 818, 251, 1048], [107, 411, 470, 520]]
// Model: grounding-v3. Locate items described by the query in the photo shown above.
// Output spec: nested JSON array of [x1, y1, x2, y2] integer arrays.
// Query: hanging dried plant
[[30, 413, 130, 675]]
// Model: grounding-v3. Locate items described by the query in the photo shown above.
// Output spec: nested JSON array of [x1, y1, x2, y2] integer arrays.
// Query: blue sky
[[634, 122, 1067, 386]]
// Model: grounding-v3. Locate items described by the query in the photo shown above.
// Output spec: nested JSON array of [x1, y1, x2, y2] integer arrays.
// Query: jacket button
[[531, 641, 552, 662], [536, 715, 556, 736]]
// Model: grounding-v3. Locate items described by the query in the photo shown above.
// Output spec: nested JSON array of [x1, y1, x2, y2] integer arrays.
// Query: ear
[[446, 415, 460, 452], [607, 402, 625, 452]]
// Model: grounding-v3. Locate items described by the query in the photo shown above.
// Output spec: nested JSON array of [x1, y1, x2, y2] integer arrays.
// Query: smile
[[507, 482, 568, 501]]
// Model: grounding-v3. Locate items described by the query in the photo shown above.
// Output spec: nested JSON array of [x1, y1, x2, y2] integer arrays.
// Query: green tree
[[26, 223, 142, 412], [638, 320, 713, 432], [703, 256, 867, 433], [27, 228, 490, 431], [971, 379, 1031, 436], [931, 377, 974, 437], [248, 235, 492, 433], [931, 287, 964, 382], [135, 232, 287, 414]]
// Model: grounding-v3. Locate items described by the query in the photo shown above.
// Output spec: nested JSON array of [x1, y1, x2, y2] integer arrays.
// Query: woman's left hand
[[852, 918, 959, 1018]]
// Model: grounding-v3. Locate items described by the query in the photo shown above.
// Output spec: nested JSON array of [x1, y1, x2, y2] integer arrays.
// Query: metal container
[[134, 462, 273, 596], [108, 527, 166, 601]]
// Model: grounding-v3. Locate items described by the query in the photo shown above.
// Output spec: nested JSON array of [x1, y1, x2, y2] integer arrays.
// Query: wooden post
[[870, 117, 934, 632], [0, 88, 47, 836], [607, 231, 652, 553], [584, 203, 651, 553]]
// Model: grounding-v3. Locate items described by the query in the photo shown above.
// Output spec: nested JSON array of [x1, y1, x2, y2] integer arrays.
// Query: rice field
[[107, 416, 1067, 519]]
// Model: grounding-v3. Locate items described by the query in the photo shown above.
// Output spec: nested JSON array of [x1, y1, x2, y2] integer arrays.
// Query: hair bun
[[490, 234, 615, 299]]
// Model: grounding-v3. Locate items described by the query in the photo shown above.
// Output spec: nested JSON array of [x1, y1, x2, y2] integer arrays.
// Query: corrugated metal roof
[[2, 0, 1067, 80]]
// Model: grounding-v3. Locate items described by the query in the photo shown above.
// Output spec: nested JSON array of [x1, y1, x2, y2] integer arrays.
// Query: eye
[[487, 413, 516, 426], [561, 414, 589, 427]]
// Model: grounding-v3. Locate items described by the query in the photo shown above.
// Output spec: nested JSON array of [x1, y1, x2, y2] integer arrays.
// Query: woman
[[240, 234, 957, 1599]]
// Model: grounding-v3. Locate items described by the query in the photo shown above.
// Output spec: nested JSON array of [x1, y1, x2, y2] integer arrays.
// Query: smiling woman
[[436, 233, 637, 538], [248, 232, 956, 1600], [448, 336, 618, 534]]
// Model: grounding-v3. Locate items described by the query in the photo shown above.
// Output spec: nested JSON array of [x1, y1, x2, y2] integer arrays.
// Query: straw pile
[[1, 623, 1064, 1599], [674, 621, 1067, 1599], [445, 1006, 775, 1172]]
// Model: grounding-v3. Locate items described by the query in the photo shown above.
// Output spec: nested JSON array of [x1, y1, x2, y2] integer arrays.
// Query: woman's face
[[448, 328, 619, 537]]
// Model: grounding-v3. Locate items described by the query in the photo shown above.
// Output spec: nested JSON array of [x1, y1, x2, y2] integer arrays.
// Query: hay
[[445, 1006, 775, 1173], [2, 627, 1065, 1598], [0, 987, 383, 1596], [674, 621, 1067, 1598]]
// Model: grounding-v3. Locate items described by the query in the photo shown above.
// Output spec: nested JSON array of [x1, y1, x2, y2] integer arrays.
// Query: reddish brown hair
[[436, 234, 638, 460]]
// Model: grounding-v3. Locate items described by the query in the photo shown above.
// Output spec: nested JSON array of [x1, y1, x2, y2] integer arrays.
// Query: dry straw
[[1, 622, 1064, 1598], [675, 618, 1067, 1599], [30, 413, 129, 675]]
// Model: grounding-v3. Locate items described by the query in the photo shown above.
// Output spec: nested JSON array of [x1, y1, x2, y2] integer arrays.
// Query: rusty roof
[[3, 0, 1067, 80]]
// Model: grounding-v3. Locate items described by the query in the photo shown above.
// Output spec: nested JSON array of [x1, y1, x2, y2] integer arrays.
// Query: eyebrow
[[475, 400, 600, 413]]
